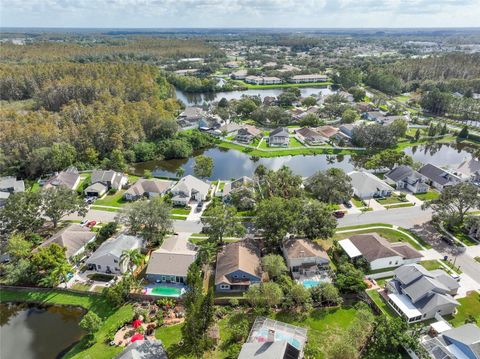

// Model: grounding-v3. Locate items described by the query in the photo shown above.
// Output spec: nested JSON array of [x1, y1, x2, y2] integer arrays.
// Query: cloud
[[1, 0, 479, 27]]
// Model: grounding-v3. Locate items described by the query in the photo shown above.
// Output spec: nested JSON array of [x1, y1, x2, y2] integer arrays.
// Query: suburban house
[[222, 176, 255, 202], [145, 235, 197, 284], [231, 69, 248, 80], [38, 224, 96, 259], [384, 165, 430, 194], [176, 107, 206, 129], [84, 170, 128, 197], [262, 76, 282, 85], [282, 238, 330, 276], [289, 74, 328, 83], [339, 124, 356, 138], [124, 179, 175, 201], [115, 339, 168, 359], [418, 164, 461, 191], [338, 233, 423, 270], [0, 176, 25, 206], [238, 317, 308, 359], [316, 125, 340, 142], [170, 175, 210, 206], [454, 158, 480, 184], [198, 114, 224, 131], [385, 264, 460, 323], [268, 127, 290, 147], [225, 61, 240, 68], [422, 322, 480, 359], [217, 122, 243, 137], [295, 127, 324, 145], [235, 125, 263, 143], [245, 75, 264, 85], [363, 111, 387, 122], [348, 171, 394, 199], [86, 234, 143, 274], [174, 69, 199, 76], [215, 241, 262, 293], [44, 167, 80, 191], [245, 76, 281, 85]]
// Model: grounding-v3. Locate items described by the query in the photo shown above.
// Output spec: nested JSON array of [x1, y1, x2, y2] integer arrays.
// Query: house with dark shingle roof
[[282, 238, 330, 275], [215, 241, 262, 293], [455, 158, 480, 184], [338, 233, 423, 270], [384, 165, 429, 194], [385, 264, 460, 323], [84, 170, 127, 197], [124, 179, 174, 201], [0, 176, 25, 206], [268, 127, 290, 147], [295, 127, 324, 145], [44, 167, 80, 191], [37, 224, 96, 259], [418, 164, 461, 191]]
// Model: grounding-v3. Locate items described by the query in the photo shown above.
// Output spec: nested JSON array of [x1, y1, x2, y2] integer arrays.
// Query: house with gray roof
[[348, 170, 394, 200], [295, 127, 324, 145], [0, 176, 25, 206], [385, 264, 460, 323], [338, 233, 423, 271], [282, 238, 330, 276], [170, 175, 210, 206], [145, 235, 197, 284], [38, 224, 96, 259], [177, 107, 206, 129], [222, 176, 255, 207], [115, 339, 168, 359], [423, 322, 480, 359], [124, 179, 174, 201], [384, 165, 430, 194], [44, 167, 80, 191], [235, 125, 263, 143], [419, 164, 461, 191], [455, 158, 480, 184], [84, 170, 127, 197], [268, 127, 290, 147], [86, 233, 143, 274]]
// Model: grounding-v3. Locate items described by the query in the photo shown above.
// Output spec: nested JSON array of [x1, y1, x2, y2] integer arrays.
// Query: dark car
[[440, 236, 454, 245], [333, 211, 345, 218], [196, 201, 203, 212], [343, 201, 352, 209]]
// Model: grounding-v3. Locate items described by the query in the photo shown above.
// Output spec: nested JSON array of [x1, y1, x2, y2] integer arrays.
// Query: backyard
[[449, 291, 480, 327]]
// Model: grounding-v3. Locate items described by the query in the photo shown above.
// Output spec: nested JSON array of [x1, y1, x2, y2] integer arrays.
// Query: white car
[[80, 219, 89, 227]]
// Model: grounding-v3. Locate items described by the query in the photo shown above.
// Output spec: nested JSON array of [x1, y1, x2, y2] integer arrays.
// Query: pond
[[0, 303, 85, 359], [131, 143, 473, 180], [175, 87, 335, 106]]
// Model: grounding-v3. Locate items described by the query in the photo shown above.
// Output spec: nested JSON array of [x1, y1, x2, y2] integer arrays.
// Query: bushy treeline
[[0, 38, 215, 63], [0, 62, 216, 178]]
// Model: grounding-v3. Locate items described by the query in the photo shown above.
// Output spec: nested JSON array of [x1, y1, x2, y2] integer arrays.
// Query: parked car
[[343, 201, 352, 209], [86, 220, 97, 228], [333, 211, 345, 218], [441, 236, 454, 245], [196, 201, 203, 212], [85, 196, 96, 204], [80, 219, 89, 227]]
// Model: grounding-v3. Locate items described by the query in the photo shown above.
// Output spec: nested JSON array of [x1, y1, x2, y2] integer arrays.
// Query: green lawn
[[449, 292, 480, 327], [94, 190, 127, 207], [449, 227, 479, 246], [0, 288, 134, 359], [337, 223, 393, 231], [385, 203, 415, 209], [414, 190, 440, 201], [288, 137, 305, 147], [171, 208, 191, 215], [333, 227, 424, 250], [351, 196, 366, 208], [29, 182, 41, 193], [367, 289, 398, 319], [71, 283, 92, 291], [420, 260, 446, 272], [376, 195, 407, 205], [475, 257, 480, 264], [90, 206, 120, 212]]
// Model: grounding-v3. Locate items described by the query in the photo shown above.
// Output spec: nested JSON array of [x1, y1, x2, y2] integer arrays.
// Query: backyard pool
[[144, 284, 185, 297], [301, 280, 321, 288]]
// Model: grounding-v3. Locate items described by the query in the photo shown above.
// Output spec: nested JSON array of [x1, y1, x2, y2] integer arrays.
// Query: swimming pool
[[301, 280, 321, 288], [256, 329, 302, 349], [144, 284, 185, 297]]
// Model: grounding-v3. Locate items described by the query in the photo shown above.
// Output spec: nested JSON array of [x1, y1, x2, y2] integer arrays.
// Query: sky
[[2, 0, 480, 29]]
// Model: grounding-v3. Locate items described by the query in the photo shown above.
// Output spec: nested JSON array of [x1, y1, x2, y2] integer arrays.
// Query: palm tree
[[120, 249, 144, 274], [197, 241, 218, 265], [176, 167, 185, 179], [43, 262, 72, 288]]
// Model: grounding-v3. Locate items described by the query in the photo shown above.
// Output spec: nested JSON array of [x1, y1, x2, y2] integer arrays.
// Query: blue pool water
[[257, 329, 302, 349], [302, 280, 321, 288]]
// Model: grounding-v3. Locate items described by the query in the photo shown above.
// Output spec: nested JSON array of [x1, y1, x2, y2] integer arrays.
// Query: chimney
[[267, 329, 275, 342]]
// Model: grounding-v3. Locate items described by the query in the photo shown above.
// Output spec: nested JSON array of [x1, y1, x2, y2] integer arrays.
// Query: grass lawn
[[414, 190, 440, 201], [94, 190, 127, 207], [475, 257, 480, 264], [376, 195, 406, 205], [337, 223, 393, 231], [367, 289, 398, 319], [351, 196, 366, 208], [0, 288, 134, 359], [333, 227, 424, 250], [171, 208, 191, 215], [385, 203, 415, 209], [449, 227, 479, 246], [71, 283, 92, 291], [90, 206, 120, 212], [420, 260, 446, 272], [29, 182, 41, 193], [289, 137, 305, 147], [449, 292, 480, 327]]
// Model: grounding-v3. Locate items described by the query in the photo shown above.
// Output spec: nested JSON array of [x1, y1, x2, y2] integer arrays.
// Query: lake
[[132, 143, 473, 180], [175, 87, 335, 106], [0, 303, 85, 359]]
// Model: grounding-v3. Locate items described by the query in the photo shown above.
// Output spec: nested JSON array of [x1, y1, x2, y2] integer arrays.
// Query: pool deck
[[143, 283, 186, 297]]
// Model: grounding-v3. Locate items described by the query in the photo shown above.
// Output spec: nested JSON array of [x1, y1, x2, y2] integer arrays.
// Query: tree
[[97, 222, 118, 243], [301, 96, 317, 107], [41, 186, 88, 228], [422, 182, 480, 227], [277, 91, 298, 107], [421, 88, 452, 115], [352, 123, 397, 150], [334, 68, 362, 89], [348, 87, 366, 102], [0, 192, 44, 234], [364, 149, 413, 171], [79, 311, 102, 335], [120, 249, 144, 273], [310, 282, 343, 306], [2, 258, 31, 285], [244, 282, 284, 311], [116, 197, 173, 246], [414, 128, 421, 141], [335, 263, 367, 293], [305, 168, 353, 204], [31, 243, 71, 287], [298, 113, 321, 127], [389, 119, 408, 138], [175, 167, 185, 178], [257, 166, 303, 199], [284, 283, 312, 312], [201, 204, 245, 246], [262, 254, 288, 280], [458, 126, 469, 139], [300, 201, 337, 241], [341, 108, 359, 124], [193, 155, 214, 179], [230, 187, 256, 211], [6, 234, 32, 259], [427, 123, 437, 137]]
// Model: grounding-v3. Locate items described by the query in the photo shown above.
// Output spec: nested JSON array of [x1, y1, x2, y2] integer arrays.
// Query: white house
[[348, 171, 394, 200], [170, 175, 210, 206], [86, 234, 143, 274], [384, 165, 429, 194], [454, 158, 480, 184], [418, 164, 461, 191], [84, 170, 128, 197], [338, 233, 423, 271]]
